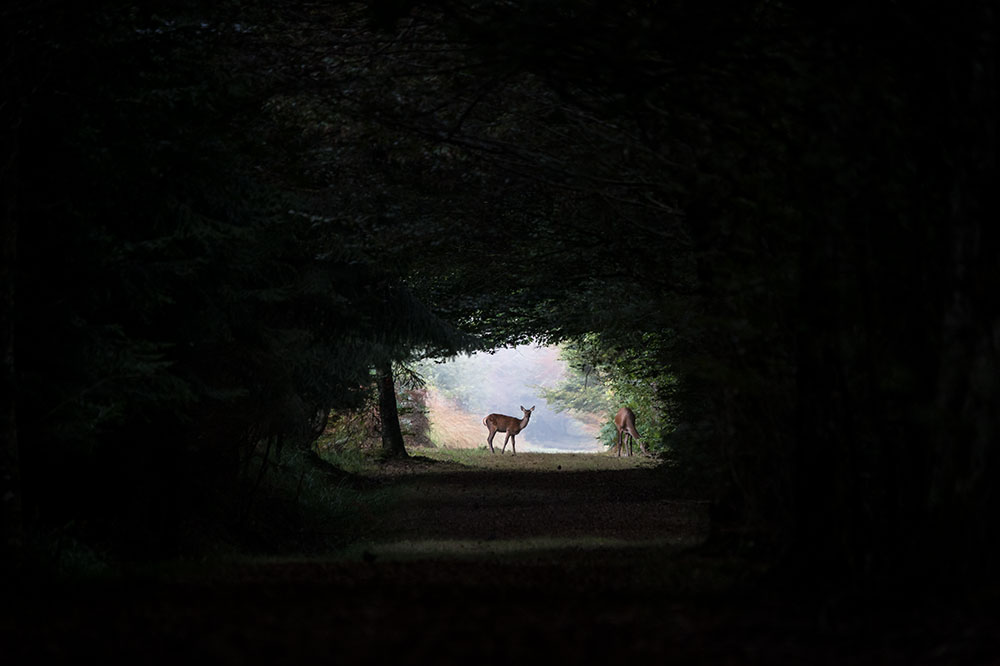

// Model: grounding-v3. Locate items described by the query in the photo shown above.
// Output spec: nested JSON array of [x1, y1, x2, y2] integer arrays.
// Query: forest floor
[[3, 449, 999, 665]]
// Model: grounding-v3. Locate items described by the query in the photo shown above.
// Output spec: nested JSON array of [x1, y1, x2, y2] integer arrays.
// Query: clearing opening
[[417, 344, 605, 453]]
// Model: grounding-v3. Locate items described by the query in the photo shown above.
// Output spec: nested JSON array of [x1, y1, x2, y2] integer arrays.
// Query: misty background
[[418, 345, 604, 453]]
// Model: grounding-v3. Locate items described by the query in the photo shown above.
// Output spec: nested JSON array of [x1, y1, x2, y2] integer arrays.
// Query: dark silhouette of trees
[[2, 0, 997, 591], [347, 0, 1000, 582], [2, 1, 466, 560]]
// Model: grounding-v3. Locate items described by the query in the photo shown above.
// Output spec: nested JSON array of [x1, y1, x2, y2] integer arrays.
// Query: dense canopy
[[2, 1, 997, 589]]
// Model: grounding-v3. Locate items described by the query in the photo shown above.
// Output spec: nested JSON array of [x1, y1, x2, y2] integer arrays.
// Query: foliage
[[314, 362, 432, 460], [5, 0, 998, 587], [535, 346, 616, 417], [6, 0, 468, 561], [341, 0, 1000, 580], [539, 336, 677, 454], [191, 446, 386, 558]]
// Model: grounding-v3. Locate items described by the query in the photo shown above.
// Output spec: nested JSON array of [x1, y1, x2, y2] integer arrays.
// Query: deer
[[482, 405, 535, 455], [614, 407, 643, 457]]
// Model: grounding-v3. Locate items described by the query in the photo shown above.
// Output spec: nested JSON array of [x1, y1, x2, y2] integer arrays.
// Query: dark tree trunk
[[929, 5, 999, 571], [376, 361, 408, 459], [790, 219, 853, 574], [0, 114, 21, 564]]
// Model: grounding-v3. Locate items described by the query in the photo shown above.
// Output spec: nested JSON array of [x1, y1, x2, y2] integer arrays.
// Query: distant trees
[[537, 336, 676, 454]]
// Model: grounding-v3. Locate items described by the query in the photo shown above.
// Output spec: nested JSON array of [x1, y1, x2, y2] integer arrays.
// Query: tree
[[4, 0, 470, 558], [8, 0, 997, 583], [376, 362, 408, 459], [344, 0, 1000, 579], [0, 50, 20, 561]]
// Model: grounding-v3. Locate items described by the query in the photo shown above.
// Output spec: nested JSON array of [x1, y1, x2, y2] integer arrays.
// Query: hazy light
[[420, 344, 603, 453]]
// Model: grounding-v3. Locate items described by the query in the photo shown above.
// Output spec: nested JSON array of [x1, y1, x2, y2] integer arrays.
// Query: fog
[[420, 345, 604, 453]]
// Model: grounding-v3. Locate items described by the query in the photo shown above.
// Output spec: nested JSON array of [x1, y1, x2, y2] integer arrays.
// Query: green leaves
[[538, 335, 677, 453]]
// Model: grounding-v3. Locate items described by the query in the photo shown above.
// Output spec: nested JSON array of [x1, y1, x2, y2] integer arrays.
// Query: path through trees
[[4, 452, 996, 664]]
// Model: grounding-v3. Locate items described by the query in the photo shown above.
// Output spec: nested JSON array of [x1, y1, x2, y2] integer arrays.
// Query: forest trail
[[353, 451, 708, 559], [4, 451, 996, 665]]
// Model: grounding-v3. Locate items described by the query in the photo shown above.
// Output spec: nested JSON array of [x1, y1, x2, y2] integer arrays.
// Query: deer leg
[[510, 434, 516, 456], [501, 432, 511, 454], [487, 428, 497, 453], [616, 429, 623, 456], [626, 433, 633, 457]]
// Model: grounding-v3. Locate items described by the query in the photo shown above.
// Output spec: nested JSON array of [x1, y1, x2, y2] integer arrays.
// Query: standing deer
[[482, 405, 535, 455], [614, 407, 642, 457]]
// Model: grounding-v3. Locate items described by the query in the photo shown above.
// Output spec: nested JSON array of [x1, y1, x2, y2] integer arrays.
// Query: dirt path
[[357, 452, 709, 556], [4, 452, 998, 665]]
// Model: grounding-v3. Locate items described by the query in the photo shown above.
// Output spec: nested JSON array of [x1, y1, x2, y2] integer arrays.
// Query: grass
[[335, 535, 697, 563], [410, 446, 659, 472], [313, 443, 377, 475], [424, 389, 486, 449]]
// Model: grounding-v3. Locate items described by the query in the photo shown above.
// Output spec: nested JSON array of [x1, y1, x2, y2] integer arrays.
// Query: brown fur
[[614, 407, 642, 457], [482, 405, 535, 455]]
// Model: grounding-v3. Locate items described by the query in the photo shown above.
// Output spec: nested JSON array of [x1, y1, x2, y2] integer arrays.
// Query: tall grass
[[425, 388, 485, 449]]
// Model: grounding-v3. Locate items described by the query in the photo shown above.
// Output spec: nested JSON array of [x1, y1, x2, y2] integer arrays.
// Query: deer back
[[485, 413, 523, 432], [614, 407, 640, 437], [484, 406, 534, 434]]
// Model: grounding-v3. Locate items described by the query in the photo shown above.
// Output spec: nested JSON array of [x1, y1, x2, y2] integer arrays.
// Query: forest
[[1, 0, 998, 662]]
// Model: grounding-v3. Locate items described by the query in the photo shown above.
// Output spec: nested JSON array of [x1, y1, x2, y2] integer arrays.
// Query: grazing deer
[[614, 407, 642, 457], [482, 405, 535, 455]]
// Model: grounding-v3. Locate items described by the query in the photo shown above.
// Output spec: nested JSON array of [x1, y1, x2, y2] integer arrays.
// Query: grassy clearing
[[314, 438, 658, 479], [424, 389, 487, 448], [335, 535, 694, 562], [412, 446, 659, 472], [327, 445, 693, 571], [300, 441, 672, 570], [186, 448, 399, 561]]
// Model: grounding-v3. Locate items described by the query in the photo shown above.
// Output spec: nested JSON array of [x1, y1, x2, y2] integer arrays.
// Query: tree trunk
[[929, 4, 999, 570], [0, 114, 22, 564], [376, 361, 408, 459], [790, 221, 851, 574]]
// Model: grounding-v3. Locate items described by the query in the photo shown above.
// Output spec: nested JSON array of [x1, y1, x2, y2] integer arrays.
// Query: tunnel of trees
[[2, 0, 997, 589]]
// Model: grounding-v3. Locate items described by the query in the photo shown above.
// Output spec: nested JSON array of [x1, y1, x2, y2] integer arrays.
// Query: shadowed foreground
[[3, 453, 997, 665]]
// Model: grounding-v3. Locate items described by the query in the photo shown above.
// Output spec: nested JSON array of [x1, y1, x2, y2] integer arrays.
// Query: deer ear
[[529, 405, 535, 411], [520, 405, 526, 411]]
